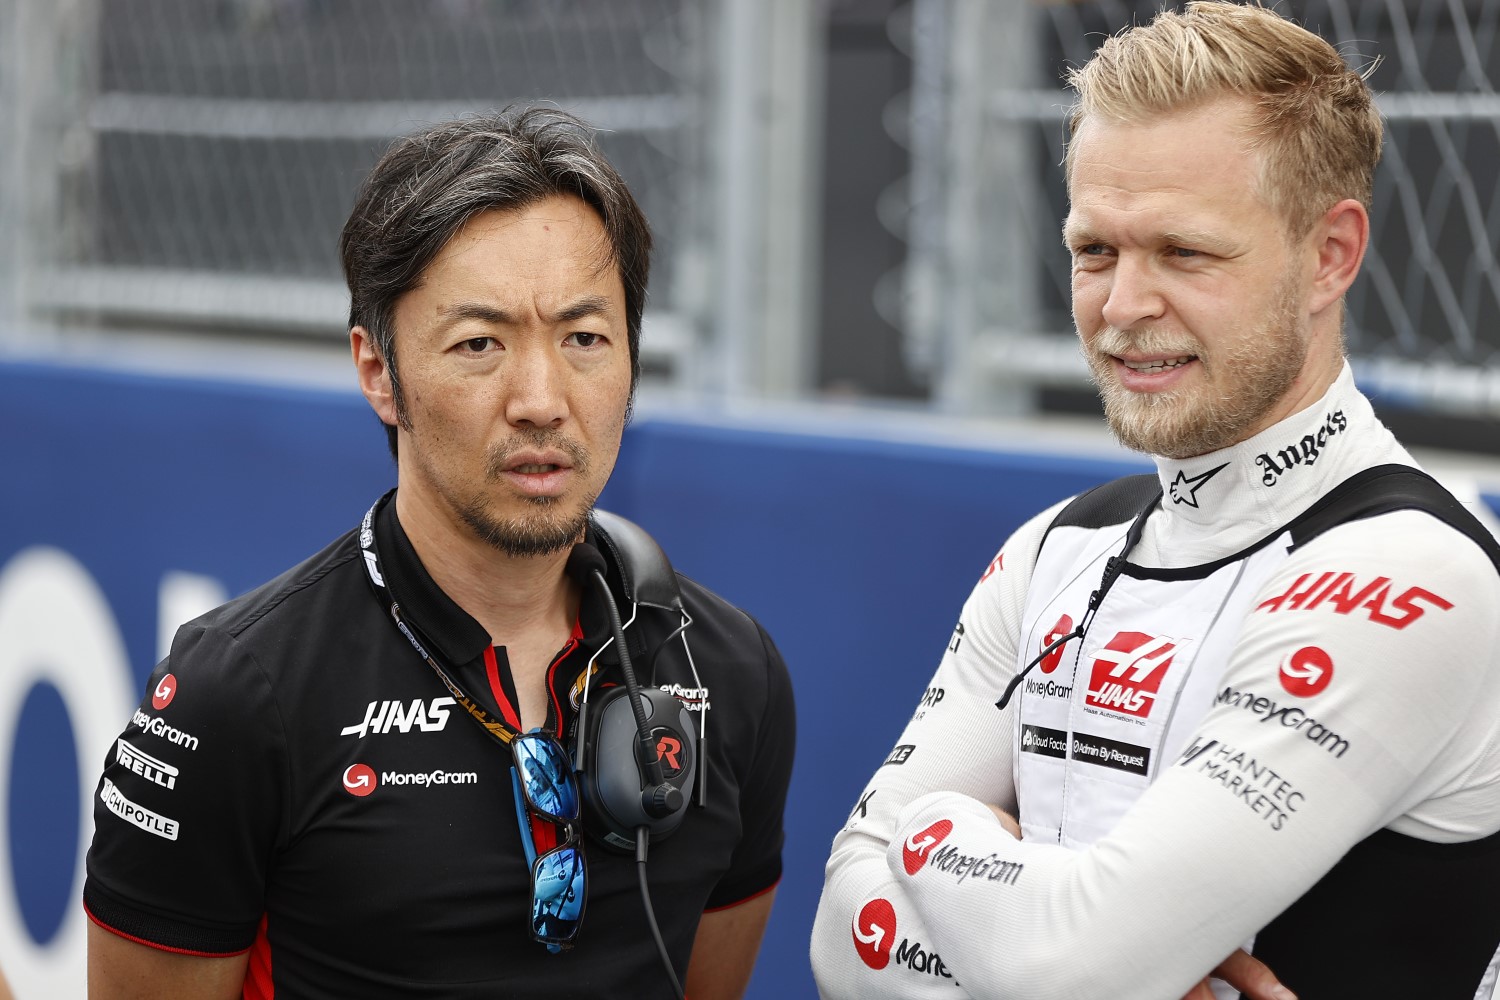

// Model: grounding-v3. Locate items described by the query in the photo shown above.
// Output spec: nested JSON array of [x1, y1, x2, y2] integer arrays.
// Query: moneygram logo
[[1085, 631, 1181, 718], [1216, 687, 1351, 758], [342, 764, 377, 797], [1279, 646, 1334, 697], [131, 709, 199, 751], [1039, 614, 1074, 674], [902, 819, 952, 875], [852, 898, 897, 970], [152, 673, 178, 711]]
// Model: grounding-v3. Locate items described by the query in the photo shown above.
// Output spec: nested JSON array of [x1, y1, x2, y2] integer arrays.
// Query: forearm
[[687, 892, 776, 1000], [812, 849, 972, 998], [813, 511, 1058, 998], [88, 922, 247, 1000]]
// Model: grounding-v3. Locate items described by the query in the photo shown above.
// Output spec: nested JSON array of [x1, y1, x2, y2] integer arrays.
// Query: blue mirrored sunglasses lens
[[514, 735, 579, 821], [530, 845, 585, 942]]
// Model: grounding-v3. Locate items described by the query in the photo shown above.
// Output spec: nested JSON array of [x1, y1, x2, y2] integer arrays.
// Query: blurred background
[[2, 0, 1499, 996]]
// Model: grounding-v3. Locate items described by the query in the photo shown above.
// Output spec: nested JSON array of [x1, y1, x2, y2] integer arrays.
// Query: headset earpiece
[[578, 686, 696, 852]]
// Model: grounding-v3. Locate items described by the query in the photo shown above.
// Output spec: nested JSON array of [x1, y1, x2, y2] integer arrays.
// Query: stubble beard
[[452, 430, 599, 558], [1083, 274, 1306, 460]]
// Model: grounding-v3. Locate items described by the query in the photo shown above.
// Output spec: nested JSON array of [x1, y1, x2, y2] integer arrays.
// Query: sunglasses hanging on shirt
[[356, 494, 703, 999]]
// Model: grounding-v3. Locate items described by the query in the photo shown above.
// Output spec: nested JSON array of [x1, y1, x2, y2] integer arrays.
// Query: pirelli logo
[[115, 739, 180, 791]]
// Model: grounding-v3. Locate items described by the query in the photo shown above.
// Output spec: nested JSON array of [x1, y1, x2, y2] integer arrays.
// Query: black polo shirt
[[84, 495, 796, 998]]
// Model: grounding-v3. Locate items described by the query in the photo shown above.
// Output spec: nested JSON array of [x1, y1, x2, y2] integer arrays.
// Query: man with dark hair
[[85, 107, 796, 999], [812, 4, 1500, 998]]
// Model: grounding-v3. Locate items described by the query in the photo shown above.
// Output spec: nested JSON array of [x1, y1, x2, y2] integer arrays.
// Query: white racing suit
[[811, 366, 1500, 999]]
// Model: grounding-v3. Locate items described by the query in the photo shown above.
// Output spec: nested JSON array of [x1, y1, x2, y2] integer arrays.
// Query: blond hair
[[1066, 1, 1383, 236]]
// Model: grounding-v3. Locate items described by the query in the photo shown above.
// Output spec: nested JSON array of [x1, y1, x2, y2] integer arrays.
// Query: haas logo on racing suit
[[902, 819, 953, 875], [853, 898, 898, 970], [1085, 631, 1182, 718]]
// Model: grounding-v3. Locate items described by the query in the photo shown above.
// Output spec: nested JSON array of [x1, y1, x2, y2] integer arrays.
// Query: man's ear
[[351, 326, 399, 427], [1307, 199, 1369, 316]]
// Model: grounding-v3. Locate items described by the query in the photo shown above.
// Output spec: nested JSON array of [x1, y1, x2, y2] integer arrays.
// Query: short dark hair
[[339, 106, 653, 457]]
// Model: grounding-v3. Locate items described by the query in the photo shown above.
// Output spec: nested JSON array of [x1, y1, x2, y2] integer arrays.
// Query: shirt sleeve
[[810, 502, 1065, 998], [705, 620, 797, 909], [881, 510, 1500, 999], [84, 621, 288, 955]]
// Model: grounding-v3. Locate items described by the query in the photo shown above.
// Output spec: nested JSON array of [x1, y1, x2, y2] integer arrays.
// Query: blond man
[[812, 4, 1500, 998]]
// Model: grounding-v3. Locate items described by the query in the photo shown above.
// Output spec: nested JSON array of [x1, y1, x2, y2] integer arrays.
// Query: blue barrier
[[15, 360, 1486, 997]]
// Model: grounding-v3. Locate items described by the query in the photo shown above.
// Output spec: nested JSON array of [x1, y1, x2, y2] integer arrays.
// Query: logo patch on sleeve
[[902, 819, 953, 875]]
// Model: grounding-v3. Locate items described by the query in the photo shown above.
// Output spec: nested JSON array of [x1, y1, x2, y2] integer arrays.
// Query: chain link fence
[[3, 0, 1498, 420], [2, 0, 727, 379]]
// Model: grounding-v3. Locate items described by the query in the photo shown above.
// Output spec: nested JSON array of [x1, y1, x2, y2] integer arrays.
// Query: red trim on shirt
[[544, 621, 583, 731], [483, 646, 523, 731], [242, 914, 273, 999], [702, 878, 781, 913], [84, 903, 251, 958]]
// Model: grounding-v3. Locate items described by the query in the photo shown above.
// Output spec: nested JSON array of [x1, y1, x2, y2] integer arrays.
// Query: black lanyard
[[995, 491, 1160, 711], [357, 492, 526, 746]]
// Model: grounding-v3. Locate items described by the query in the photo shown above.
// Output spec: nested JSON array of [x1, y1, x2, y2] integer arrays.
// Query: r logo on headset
[[578, 686, 697, 852], [569, 510, 704, 854]]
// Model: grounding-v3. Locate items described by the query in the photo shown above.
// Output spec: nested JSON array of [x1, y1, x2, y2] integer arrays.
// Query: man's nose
[[1100, 254, 1167, 332], [503, 345, 569, 428]]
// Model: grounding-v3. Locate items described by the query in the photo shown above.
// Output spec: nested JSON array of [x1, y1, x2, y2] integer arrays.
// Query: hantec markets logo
[[151, 673, 178, 711], [852, 898, 897, 970], [1279, 646, 1334, 698], [1085, 631, 1182, 719], [342, 763, 378, 797], [1040, 614, 1074, 674], [903, 819, 953, 875]]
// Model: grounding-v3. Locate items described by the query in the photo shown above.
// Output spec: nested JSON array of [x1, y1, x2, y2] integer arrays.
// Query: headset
[[357, 496, 703, 997], [565, 510, 702, 853]]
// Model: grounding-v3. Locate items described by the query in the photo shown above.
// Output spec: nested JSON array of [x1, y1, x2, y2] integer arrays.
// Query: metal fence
[[0, 0, 827, 396], [3, 0, 1499, 419]]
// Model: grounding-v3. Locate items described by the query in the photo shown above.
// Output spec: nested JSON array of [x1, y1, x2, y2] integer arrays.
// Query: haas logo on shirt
[[902, 819, 953, 875], [1085, 631, 1182, 718], [852, 898, 897, 970]]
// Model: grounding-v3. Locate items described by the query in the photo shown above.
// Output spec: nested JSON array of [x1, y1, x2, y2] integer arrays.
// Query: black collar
[[371, 493, 641, 669]]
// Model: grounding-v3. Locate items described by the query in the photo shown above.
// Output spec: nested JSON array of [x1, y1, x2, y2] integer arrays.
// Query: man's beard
[[1082, 274, 1306, 460], [452, 431, 597, 558]]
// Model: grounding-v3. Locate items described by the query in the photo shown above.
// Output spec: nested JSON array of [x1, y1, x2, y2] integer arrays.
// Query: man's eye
[[1169, 246, 1199, 258], [462, 337, 493, 352], [568, 332, 603, 348], [1079, 244, 1107, 256]]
